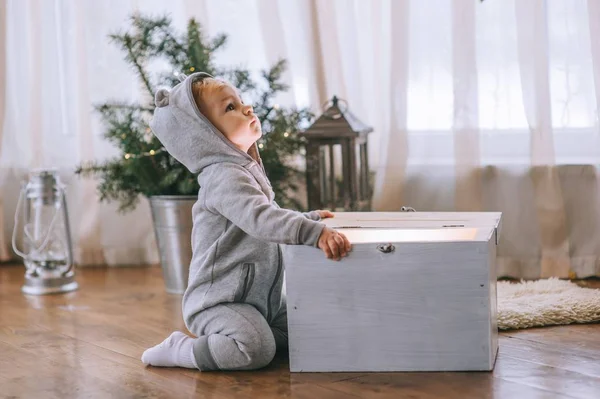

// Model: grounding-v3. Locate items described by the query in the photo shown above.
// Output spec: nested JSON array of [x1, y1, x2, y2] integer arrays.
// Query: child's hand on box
[[315, 210, 334, 219], [318, 227, 352, 261]]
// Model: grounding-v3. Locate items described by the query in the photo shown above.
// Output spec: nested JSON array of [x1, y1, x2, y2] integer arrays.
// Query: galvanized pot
[[149, 195, 196, 294]]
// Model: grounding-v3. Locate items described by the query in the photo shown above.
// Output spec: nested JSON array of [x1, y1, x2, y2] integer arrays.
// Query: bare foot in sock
[[141, 331, 198, 369]]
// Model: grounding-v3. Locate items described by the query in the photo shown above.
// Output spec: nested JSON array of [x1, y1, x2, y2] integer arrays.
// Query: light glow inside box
[[337, 228, 480, 243]]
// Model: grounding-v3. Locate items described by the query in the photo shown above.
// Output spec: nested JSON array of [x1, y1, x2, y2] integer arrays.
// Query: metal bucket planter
[[149, 195, 196, 294]]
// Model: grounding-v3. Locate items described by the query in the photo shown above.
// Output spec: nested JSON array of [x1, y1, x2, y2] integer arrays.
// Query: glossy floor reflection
[[1, 264, 598, 398]]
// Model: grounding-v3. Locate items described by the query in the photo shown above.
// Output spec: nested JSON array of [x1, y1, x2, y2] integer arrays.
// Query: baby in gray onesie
[[141, 72, 351, 371]]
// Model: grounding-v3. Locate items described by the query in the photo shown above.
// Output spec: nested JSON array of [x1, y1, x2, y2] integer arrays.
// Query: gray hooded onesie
[[150, 72, 325, 371]]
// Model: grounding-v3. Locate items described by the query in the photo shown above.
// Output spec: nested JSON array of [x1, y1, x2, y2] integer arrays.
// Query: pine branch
[[157, 28, 189, 65], [127, 38, 154, 98], [263, 59, 289, 94], [210, 34, 227, 52], [187, 19, 207, 70]]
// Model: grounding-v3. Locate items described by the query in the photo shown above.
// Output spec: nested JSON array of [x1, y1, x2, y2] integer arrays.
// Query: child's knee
[[189, 303, 277, 370], [241, 330, 277, 369], [193, 323, 276, 371], [228, 311, 277, 369]]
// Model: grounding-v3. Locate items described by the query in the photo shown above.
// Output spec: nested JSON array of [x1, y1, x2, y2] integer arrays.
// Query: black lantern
[[300, 96, 373, 211]]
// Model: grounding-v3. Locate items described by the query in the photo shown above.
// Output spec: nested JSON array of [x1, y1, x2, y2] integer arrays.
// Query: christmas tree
[[76, 14, 311, 211]]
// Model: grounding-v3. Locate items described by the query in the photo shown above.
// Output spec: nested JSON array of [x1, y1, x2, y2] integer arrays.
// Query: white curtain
[[2, 0, 600, 279]]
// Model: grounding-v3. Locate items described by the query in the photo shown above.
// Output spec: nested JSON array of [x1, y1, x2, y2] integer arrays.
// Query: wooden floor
[[1, 264, 599, 399]]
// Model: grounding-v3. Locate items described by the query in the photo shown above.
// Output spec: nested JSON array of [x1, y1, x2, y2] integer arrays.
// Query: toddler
[[141, 72, 351, 371]]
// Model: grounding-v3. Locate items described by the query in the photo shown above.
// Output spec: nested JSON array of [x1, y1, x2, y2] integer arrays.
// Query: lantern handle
[[321, 96, 349, 120], [11, 185, 30, 260], [60, 186, 75, 276]]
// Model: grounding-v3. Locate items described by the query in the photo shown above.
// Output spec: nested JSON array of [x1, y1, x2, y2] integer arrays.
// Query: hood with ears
[[149, 72, 264, 174]]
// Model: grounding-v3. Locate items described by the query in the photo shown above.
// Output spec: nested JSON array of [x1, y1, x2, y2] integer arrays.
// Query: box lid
[[338, 227, 494, 244], [324, 212, 502, 245]]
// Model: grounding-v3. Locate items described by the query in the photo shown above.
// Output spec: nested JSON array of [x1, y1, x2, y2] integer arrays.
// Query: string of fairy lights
[[121, 127, 166, 160]]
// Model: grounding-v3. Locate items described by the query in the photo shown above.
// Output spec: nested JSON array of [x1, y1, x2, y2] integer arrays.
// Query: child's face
[[198, 85, 262, 153]]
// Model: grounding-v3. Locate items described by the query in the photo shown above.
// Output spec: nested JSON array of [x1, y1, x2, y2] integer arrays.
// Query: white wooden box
[[284, 212, 501, 372]]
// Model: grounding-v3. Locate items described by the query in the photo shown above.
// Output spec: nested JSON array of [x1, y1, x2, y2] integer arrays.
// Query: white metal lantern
[[11, 169, 78, 295]]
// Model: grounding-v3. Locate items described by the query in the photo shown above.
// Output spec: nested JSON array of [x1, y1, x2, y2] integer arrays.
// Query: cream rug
[[497, 278, 600, 330]]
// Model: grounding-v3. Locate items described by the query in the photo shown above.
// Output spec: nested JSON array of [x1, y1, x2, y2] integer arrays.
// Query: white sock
[[141, 331, 199, 369]]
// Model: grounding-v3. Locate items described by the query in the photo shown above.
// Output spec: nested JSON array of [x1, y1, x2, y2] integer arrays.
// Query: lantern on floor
[[11, 169, 78, 295], [300, 96, 373, 211]]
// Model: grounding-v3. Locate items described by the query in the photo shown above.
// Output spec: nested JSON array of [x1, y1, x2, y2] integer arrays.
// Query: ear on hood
[[154, 88, 170, 107]]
